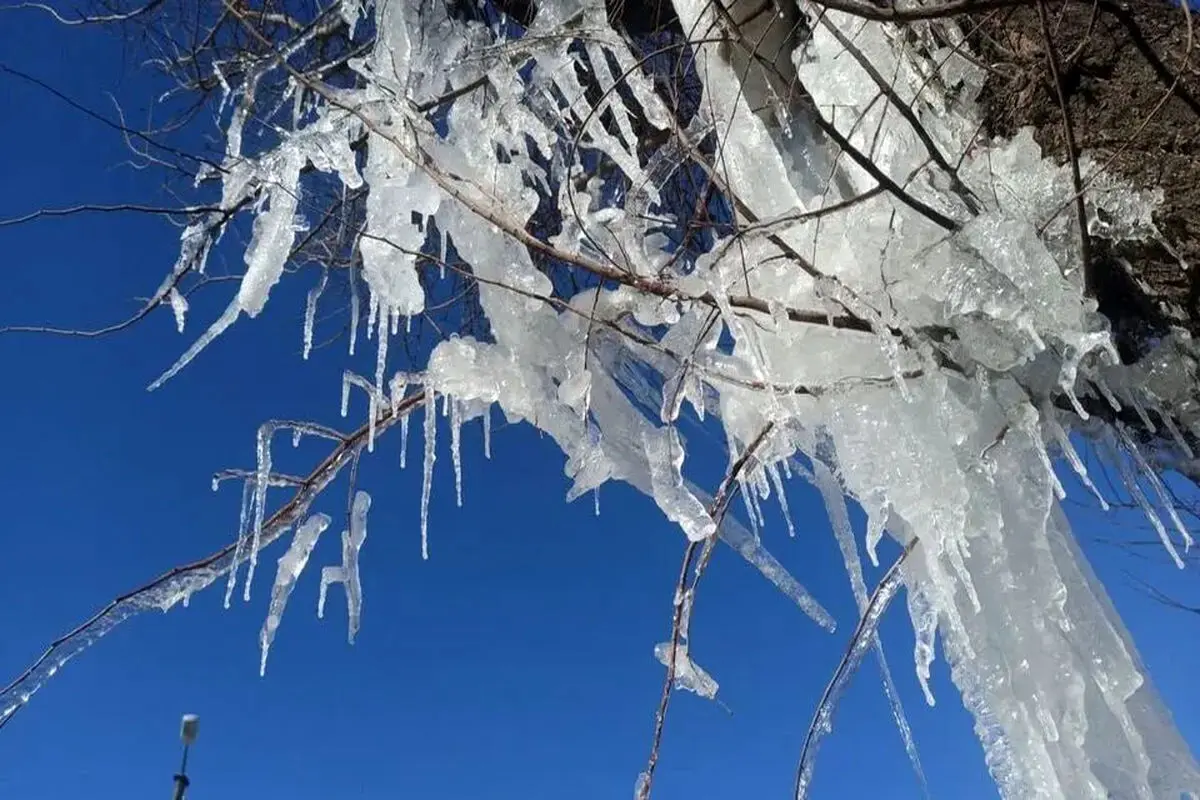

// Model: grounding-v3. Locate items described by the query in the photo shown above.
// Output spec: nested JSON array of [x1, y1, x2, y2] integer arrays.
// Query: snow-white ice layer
[[96, 0, 1198, 797]]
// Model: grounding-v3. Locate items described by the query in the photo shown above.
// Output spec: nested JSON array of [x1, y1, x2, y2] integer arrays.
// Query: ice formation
[[5, 0, 1198, 797], [260, 513, 329, 676], [318, 490, 371, 644]]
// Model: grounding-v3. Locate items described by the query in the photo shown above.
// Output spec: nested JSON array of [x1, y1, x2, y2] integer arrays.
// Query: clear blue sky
[[0, 12, 1197, 800]]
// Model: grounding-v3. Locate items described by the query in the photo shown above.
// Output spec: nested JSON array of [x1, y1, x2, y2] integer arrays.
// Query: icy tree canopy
[[4, 0, 1199, 797]]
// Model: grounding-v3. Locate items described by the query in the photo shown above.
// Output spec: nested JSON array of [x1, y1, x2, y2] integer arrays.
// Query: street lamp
[[172, 714, 200, 800]]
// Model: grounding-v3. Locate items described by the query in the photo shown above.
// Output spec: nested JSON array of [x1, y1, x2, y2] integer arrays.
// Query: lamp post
[[171, 714, 200, 800]]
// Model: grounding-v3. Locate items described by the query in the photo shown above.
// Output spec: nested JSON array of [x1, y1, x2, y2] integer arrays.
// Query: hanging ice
[[260, 513, 330, 676], [318, 491, 371, 644], [420, 387, 437, 560], [654, 590, 718, 701], [149, 149, 305, 391], [644, 427, 716, 542]]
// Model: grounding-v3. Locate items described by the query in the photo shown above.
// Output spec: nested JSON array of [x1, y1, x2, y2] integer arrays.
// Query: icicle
[[224, 480, 255, 609], [340, 374, 351, 418], [813, 460, 867, 601], [366, 292, 378, 344], [483, 408, 492, 459], [660, 360, 692, 424], [749, 474, 767, 529], [1019, 405, 1066, 500], [1092, 372, 1123, 414], [367, 395, 377, 453], [318, 491, 371, 643], [1161, 411, 1195, 460], [148, 304, 240, 391], [1139, 390, 1195, 460], [450, 398, 463, 507], [739, 475, 763, 536], [302, 270, 327, 360], [370, 314, 390, 454], [389, 373, 407, 417], [1045, 408, 1108, 510], [400, 414, 409, 469], [1108, 433, 1184, 569], [348, 268, 360, 356], [594, 487, 600, 516], [245, 424, 274, 602], [644, 428, 717, 542], [292, 427, 303, 448], [864, 504, 886, 568], [767, 462, 796, 538], [1119, 424, 1194, 554], [714, 509, 835, 631], [1124, 387, 1157, 434], [260, 513, 330, 676], [420, 388, 437, 560], [1060, 382, 1090, 422]]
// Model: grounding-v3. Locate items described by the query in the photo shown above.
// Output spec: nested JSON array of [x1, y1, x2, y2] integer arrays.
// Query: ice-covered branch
[[0, 391, 425, 731], [794, 538, 919, 800]]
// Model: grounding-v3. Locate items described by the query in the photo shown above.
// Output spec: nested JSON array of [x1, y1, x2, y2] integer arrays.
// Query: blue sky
[[0, 11, 1197, 800]]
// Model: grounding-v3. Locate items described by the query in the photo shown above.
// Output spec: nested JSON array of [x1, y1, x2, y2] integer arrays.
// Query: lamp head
[[180, 714, 200, 746]]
